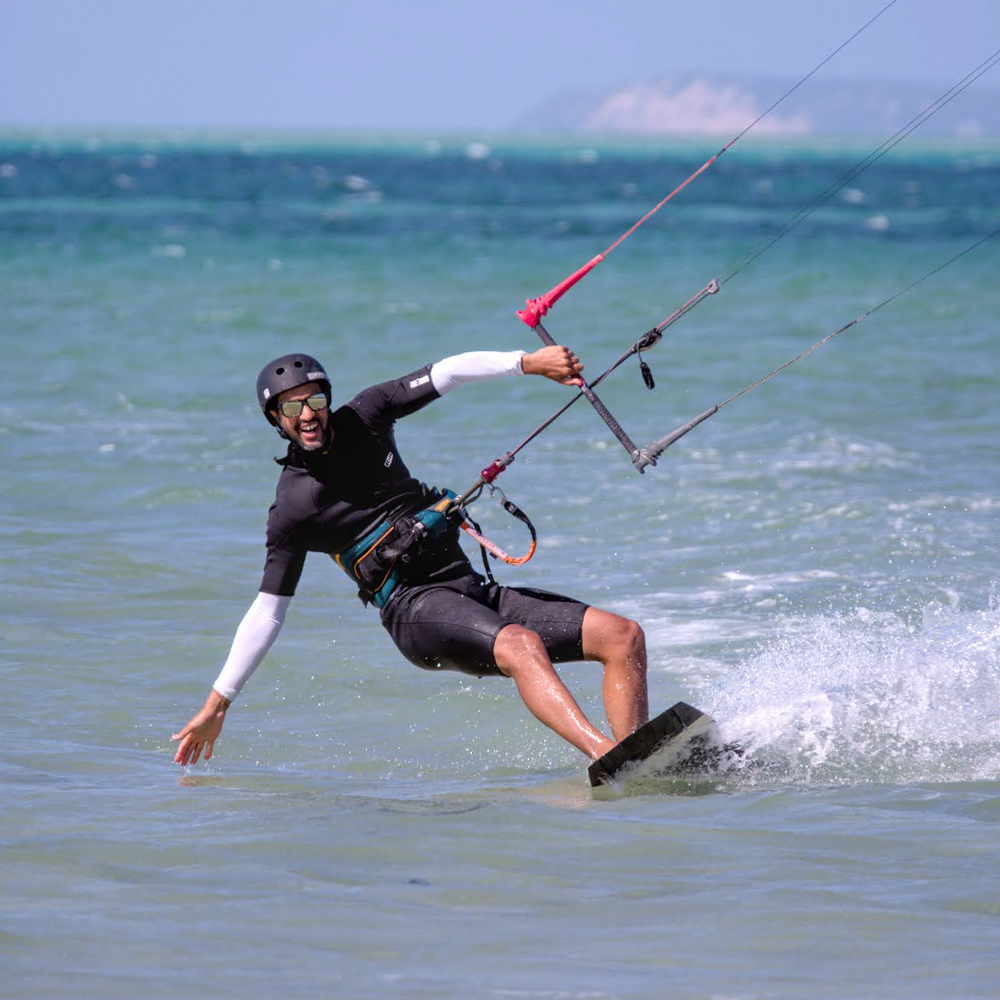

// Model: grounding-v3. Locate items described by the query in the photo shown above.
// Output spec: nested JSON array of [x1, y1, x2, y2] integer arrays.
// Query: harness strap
[[458, 494, 537, 567], [456, 507, 497, 586]]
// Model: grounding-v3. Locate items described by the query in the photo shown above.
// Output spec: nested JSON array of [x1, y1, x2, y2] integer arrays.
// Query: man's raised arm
[[429, 345, 583, 395]]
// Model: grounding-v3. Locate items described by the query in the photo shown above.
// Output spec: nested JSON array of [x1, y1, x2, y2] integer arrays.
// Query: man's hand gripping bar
[[519, 278, 720, 474]]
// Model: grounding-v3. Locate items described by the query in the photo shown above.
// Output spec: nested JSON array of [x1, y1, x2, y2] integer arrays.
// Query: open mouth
[[298, 419, 321, 443]]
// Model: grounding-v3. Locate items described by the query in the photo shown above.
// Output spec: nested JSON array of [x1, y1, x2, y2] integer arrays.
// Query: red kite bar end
[[516, 253, 605, 328]]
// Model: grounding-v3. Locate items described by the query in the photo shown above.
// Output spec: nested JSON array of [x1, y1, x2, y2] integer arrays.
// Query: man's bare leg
[[493, 624, 616, 760], [581, 607, 649, 741]]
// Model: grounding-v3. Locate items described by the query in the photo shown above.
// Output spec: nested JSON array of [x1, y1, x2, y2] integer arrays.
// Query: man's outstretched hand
[[521, 345, 585, 387], [172, 689, 230, 766]]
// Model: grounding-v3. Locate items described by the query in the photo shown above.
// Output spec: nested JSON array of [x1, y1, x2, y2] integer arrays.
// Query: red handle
[[516, 253, 605, 328]]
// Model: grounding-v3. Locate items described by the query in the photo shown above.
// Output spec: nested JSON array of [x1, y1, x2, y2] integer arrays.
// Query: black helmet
[[256, 353, 331, 429]]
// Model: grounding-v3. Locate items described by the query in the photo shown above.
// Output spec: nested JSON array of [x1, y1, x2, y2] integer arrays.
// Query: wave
[[704, 593, 1000, 786]]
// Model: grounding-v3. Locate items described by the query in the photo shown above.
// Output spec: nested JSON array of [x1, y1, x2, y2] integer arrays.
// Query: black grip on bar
[[534, 320, 642, 463]]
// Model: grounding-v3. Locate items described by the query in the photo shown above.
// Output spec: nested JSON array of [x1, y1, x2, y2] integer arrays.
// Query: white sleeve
[[430, 350, 526, 396], [212, 592, 291, 701]]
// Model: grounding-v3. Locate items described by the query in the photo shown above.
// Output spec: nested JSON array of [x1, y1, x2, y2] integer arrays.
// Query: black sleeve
[[259, 503, 308, 597], [348, 364, 440, 433]]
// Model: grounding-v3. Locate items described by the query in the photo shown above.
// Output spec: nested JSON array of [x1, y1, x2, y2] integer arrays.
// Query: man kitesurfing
[[172, 4, 997, 778], [172, 346, 650, 767]]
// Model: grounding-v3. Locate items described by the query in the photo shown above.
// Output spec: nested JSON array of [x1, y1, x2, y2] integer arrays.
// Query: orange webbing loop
[[460, 521, 537, 566], [450, 491, 538, 567]]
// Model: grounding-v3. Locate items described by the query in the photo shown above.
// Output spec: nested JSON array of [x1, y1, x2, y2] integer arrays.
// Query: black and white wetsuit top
[[212, 350, 526, 701], [260, 364, 470, 599]]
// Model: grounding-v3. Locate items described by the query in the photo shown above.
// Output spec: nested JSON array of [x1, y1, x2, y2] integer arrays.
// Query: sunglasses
[[276, 393, 329, 419]]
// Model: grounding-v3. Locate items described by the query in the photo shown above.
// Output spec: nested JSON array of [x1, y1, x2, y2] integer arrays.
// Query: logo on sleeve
[[384, 451, 394, 468], [409, 375, 430, 389]]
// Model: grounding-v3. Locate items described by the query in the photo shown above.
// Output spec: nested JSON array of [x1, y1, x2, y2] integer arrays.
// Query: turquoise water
[[2, 131, 1000, 998]]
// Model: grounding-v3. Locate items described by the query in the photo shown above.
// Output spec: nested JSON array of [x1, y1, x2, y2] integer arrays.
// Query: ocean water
[[2, 130, 1000, 998]]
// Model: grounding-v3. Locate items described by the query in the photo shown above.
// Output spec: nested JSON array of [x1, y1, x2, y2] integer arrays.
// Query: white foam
[[707, 596, 1000, 786], [152, 244, 186, 258], [773, 431, 916, 477], [721, 568, 841, 591]]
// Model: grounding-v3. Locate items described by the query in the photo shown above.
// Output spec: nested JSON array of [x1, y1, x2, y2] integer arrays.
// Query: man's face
[[273, 381, 331, 451]]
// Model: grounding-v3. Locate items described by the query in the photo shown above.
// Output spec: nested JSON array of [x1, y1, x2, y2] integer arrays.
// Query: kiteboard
[[588, 701, 737, 787]]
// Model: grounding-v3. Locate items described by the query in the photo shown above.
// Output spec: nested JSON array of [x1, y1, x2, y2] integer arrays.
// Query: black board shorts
[[381, 573, 589, 677]]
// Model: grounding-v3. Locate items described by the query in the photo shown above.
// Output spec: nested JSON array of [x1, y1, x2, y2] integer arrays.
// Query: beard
[[296, 424, 331, 451], [291, 414, 332, 451]]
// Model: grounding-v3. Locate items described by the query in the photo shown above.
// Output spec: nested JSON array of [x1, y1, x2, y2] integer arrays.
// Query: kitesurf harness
[[333, 488, 536, 608]]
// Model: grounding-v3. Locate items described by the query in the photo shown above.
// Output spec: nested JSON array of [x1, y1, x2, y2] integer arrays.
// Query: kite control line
[[511, 36, 999, 475], [445, 4, 997, 559], [514, 1, 901, 463], [515, 0, 900, 331], [636, 225, 1000, 464]]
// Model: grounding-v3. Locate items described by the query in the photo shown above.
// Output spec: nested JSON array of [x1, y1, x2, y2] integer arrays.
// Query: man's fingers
[[530, 345, 584, 385], [171, 713, 221, 766], [564, 351, 584, 387], [561, 350, 584, 387], [171, 718, 196, 742], [173, 732, 195, 765]]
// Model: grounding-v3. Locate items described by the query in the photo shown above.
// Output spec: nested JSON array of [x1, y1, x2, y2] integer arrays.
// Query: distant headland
[[514, 74, 1000, 138]]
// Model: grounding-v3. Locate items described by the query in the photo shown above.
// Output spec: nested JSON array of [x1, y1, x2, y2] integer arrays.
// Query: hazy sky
[[2, 0, 998, 130]]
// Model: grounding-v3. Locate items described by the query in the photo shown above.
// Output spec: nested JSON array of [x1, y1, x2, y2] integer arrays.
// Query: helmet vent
[[275, 366, 285, 375], [294, 360, 303, 367]]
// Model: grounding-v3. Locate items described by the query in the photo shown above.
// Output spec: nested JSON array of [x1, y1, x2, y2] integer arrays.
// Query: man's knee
[[602, 618, 647, 697], [616, 617, 646, 669], [585, 607, 646, 666], [493, 623, 548, 677]]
